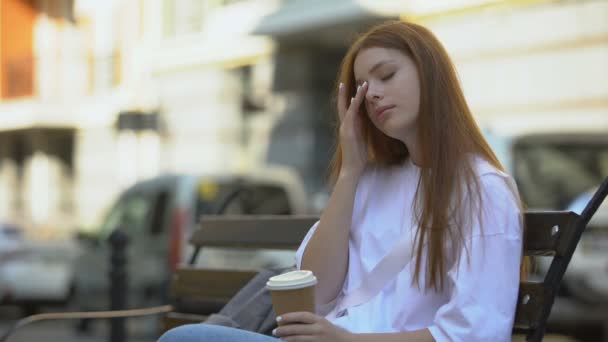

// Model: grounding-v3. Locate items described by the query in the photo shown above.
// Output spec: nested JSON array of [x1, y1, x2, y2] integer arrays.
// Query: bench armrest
[[0, 305, 173, 342]]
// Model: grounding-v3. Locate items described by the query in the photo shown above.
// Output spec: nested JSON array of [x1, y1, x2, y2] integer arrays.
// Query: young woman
[[159, 20, 524, 342]]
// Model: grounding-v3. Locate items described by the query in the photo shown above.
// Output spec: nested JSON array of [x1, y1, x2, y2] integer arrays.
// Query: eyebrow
[[355, 60, 394, 85]]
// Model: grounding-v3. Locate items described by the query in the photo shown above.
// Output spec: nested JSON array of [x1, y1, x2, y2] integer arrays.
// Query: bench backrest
[[164, 215, 317, 331], [189, 215, 318, 258], [515, 176, 608, 341]]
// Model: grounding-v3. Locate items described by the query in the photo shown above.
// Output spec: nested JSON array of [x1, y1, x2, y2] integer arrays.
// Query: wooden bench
[[2, 177, 607, 341], [161, 215, 317, 333], [167, 180, 608, 341], [164, 176, 608, 341], [514, 176, 608, 341]]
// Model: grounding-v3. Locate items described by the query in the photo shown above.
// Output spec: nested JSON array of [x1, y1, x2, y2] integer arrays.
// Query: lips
[[375, 105, 395, 120]]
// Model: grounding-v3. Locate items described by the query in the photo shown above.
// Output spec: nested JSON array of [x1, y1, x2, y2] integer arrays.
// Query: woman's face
[[353, 47, 421, 142]]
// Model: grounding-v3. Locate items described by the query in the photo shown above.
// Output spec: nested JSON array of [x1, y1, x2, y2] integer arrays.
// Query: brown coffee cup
[[266, 270, 317, 316]]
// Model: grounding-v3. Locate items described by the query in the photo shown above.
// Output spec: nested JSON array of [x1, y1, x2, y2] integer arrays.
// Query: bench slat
[[513, 281, 546, 331], [191, 215, 318, 249], [523, 211, 579, 256], [170, 268, 258, 300]]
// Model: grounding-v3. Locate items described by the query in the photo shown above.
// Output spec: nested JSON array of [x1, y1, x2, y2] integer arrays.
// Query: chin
[[380, 128, 403, 141], [383, 124, 415, 143]]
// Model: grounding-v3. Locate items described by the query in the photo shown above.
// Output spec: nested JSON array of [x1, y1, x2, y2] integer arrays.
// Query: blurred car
[[0, 222, 23, 241], [0, 223, 25, 256], [558, 187, 608, 303], [0, 238, 79, 313], [485, 130, 608, 211], [71, 166, 311, 319], [0, 223, 25, 303], [483, 120, 608, 304]]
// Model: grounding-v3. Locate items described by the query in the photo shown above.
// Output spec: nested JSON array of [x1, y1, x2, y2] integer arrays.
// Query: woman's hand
[[273, 311, 353, 342], [337, 81, 369, 179]]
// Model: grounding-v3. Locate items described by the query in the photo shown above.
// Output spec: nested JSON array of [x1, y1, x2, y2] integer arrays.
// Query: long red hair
[[330, 21, 525, 291]]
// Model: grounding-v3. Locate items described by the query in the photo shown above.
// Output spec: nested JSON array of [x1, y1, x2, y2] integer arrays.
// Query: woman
[[159, 20, 524, 342]]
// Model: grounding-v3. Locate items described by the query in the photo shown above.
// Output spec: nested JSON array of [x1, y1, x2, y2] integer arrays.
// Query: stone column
[[266, 45, 343, 196], [0, 134, 17, 220], [23, 129, 56, 225]]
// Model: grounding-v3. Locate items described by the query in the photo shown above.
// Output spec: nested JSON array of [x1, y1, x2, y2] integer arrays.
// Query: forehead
[[353, 47, 411, 76]]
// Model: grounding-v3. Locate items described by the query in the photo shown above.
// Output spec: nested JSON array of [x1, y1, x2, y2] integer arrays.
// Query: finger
[[282, 337, 315, 342], [348, 81, 367, 113], [343, 82, 367, 125], [337, 82, 346, 121], [274, 323, 320, 337], [278, 311, 319, 325]]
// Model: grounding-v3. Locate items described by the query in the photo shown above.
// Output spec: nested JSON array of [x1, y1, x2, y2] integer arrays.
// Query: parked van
[[482, 115, 608, 307], [71, 166, 311, 320], [566, 188, 608, 304]]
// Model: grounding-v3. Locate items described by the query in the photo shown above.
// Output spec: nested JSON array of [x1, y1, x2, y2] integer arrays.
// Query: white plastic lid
[[266, 270, 318, 291]]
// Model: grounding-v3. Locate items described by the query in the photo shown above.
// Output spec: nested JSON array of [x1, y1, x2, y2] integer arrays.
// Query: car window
[[195, 180, 292, 217], [513, 141, 608, 209], [149, 191, 170, 235], [193, 180, 296, 271], [0, 225, 23, 240], [239, 185, 291, 214], [99, 195, 152, 239]]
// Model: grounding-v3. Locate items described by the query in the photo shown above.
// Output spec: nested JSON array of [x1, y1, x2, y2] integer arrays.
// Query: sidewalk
[[0, 320, 157, 342], [0, 306, 157, 342]]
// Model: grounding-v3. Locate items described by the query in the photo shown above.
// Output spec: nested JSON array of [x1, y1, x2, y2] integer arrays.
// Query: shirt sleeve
[[428, 174, 523, 342], [295, 220, 320, 270], [294, 220, 347, 316]]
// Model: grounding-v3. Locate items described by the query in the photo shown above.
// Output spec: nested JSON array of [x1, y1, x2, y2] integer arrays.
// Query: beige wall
[[418, 0, 608, 133]]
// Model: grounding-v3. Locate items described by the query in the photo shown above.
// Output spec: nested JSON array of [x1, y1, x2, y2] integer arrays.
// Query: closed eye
[[381, 72, 395, 81]]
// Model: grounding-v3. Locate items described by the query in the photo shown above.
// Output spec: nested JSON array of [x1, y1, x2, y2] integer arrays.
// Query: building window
[[162, 0, 236, 38], [87, 52, 121, 93], [2, 56, 35, 98], [220, 0, 247, 5]]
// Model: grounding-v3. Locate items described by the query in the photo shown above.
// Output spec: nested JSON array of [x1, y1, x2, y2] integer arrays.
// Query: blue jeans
[[158, 324, 281, 342]]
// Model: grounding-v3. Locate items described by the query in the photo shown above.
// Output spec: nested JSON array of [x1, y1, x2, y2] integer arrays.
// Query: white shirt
[[295, 157, 523, 342]]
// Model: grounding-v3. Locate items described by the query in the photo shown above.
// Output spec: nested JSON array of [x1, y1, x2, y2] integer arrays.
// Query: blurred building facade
[[0, 0, 282, 231], [0, 0, 606, 233], [0, 0, 81, 232], [255, 0, 608, 192]]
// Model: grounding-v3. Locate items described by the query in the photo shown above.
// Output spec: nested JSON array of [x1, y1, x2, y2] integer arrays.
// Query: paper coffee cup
[[266, 270, 317, 316]]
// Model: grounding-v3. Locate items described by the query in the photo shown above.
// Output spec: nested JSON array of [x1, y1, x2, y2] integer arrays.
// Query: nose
[[365, 82, 382, 103]]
